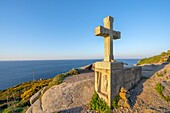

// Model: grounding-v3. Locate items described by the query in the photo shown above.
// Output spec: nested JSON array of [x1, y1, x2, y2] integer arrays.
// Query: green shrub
[[155, 83, 170, 102], [112, 96, 120, 109], [155, 83, 164, 94], [90, 92, 110, 112], [164, 69, 167, 74], [0, 79, 52, 112], [156, 73, 164, 77], [67, 69, 79, 75]]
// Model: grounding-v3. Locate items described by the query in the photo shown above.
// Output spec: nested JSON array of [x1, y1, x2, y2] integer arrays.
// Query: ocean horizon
[[0, 59, 139, 90]]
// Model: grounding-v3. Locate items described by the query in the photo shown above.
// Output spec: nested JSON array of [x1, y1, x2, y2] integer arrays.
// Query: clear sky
[[0, 0, 170, 60]]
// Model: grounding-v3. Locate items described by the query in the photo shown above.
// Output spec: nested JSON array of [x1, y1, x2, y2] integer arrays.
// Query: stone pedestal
[[95, 61, 123, 106], [95, 61, 141, 107]]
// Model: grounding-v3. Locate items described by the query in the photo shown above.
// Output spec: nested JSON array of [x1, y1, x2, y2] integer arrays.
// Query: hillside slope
[[137, 50, 170, 65]]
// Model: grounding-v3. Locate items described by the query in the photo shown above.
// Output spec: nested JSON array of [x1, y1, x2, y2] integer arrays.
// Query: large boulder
[[26, 72, 95, 113]]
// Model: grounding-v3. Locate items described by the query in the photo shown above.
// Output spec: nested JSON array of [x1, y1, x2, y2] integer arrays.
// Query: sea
[[0, 59, 139, 90]]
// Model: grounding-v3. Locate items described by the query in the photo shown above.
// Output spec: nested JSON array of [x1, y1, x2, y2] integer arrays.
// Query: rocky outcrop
[[30, 90, 41, 105], [26, 72, 94, 113], [79, 63, 95, 73], [27, 63, 170, 113], [115, 63, 170, 113], [30, 87, 46, 105], [118, 87, 131, 108]]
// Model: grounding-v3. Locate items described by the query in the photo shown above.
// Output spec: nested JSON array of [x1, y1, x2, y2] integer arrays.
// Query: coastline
[[0, 59, 138, 90]]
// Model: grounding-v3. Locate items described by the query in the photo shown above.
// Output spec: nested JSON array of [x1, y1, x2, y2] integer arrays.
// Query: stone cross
[[95, 16, 121, 62]]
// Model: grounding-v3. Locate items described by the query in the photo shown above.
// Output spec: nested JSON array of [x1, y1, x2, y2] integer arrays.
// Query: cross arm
[[111, 30, 121, 39], [95, 26, 121, 39], [95, 26, 110, 37]]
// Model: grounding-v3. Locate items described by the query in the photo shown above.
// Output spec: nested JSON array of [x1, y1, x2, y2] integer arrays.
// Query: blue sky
[[0, 0, 170, 60]]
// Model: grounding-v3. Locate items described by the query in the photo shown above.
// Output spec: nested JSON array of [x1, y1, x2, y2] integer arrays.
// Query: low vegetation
[[137, 51, 170, 65], [155, 83, 170, 102], [164, 69, 167, 74], [44, 69, 79, 92], [90, 92, 111, 113], [0, 79, 52, 113], [0, 69, 79, 113], [156, 73, 164, 77], [112, 96, 120, 109]]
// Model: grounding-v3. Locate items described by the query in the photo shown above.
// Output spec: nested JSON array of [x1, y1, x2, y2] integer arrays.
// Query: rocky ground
[[26, 63, 170, 113], [114, 63, 170, 113]]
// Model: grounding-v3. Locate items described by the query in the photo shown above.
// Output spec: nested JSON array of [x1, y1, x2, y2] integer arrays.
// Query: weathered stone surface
[[142, 64, 157, 71], [26, 72, 95, 113], [161, 81, 170, 98], [119, 87, 130, 101], [111, 85, 121, 97], [111, 62, 124, 70], [144, 108, 157, 113], [124, 82, 133, 90], [118, 87, 131, 108], [41, 86, 47, 94], [118, 99, 124, 107], [81, 64, 93, 70], [123, 68, 134, 82], [30, 90, 41, 105], [111, 70, 123, 85], [26, 99, 44, 113], [118, 99, 130, 109], [124, 101, 130, 108], [141, 64, 166, 78]]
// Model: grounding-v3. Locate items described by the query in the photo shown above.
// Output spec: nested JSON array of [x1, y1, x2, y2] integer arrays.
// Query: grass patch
[[155, 83, 170, 102], [90, 92, 110, 112], [155, 83, 164, 94], [112, 96, 120, 109], [156, 73, 164, 77]]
